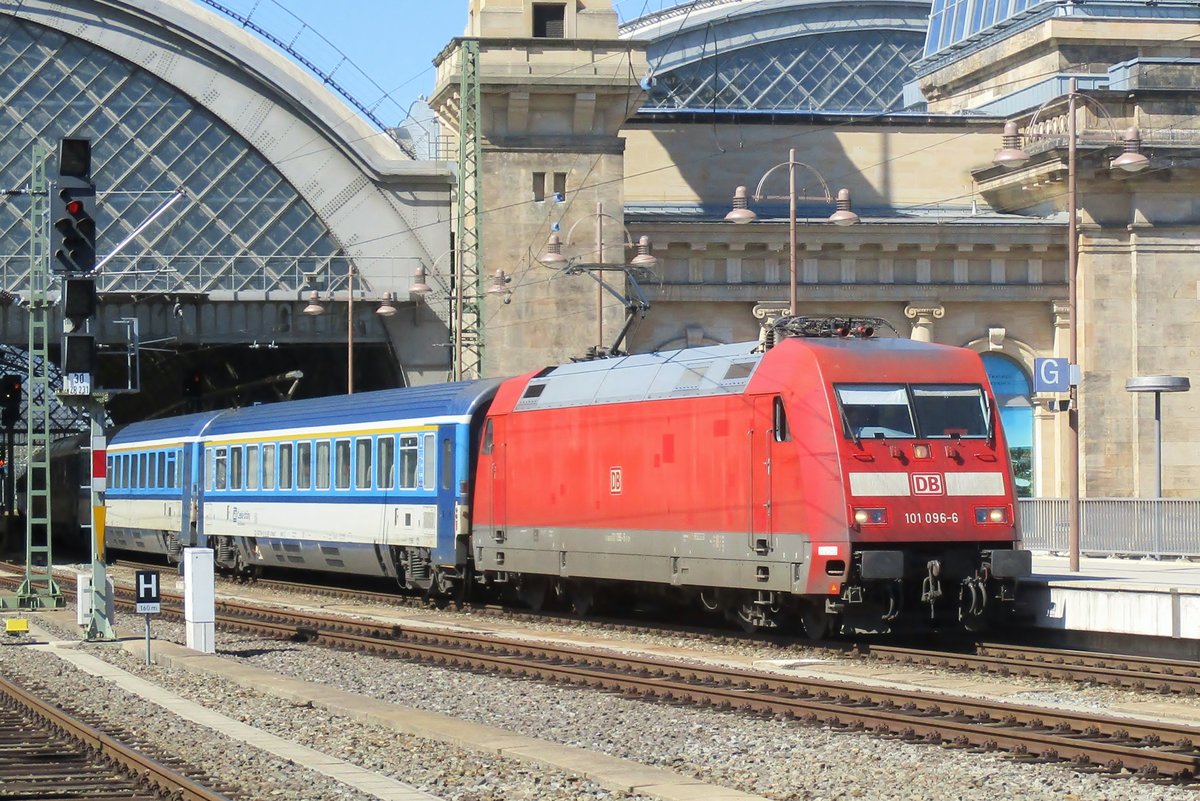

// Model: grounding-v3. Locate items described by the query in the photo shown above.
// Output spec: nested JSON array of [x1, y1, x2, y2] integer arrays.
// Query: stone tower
[[430, 0, 648, 377]]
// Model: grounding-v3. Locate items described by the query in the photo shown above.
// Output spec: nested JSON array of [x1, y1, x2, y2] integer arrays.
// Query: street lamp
[[993, 78, 1149, 572], [724, 148, 859, 316], [536, 202, 657, 355], [301, 265, 397, 394]]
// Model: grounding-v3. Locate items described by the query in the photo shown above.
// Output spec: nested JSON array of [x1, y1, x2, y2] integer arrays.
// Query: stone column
[[904, 303, 945, 342]]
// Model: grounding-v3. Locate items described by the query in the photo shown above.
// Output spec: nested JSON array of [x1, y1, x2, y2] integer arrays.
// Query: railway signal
[[51, 138, 96, 274]]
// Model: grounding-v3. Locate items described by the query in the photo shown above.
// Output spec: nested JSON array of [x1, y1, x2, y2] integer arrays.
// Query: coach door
[[749, 396, 775, 555]]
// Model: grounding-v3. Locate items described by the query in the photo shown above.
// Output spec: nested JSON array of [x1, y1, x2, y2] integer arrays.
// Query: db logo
[[911, 473, 945, 495], [610, 467, 623, 494]]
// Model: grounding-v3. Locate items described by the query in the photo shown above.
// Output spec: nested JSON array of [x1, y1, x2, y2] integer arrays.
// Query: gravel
[[4, 584, 1196, 801]]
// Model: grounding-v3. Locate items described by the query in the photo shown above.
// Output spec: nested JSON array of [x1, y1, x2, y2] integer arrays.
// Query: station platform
[[1018, 553, 1200, 656]]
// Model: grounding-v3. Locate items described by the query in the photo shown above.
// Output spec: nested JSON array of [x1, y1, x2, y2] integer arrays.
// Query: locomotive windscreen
[[837, 384, 988, 439]]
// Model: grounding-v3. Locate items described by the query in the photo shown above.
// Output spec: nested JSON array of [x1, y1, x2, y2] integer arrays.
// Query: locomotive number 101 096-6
[[904, 511, 960, 525]]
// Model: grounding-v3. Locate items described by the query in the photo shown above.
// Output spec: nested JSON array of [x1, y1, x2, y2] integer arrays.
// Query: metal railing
[[1019, 498, 1200, 557]]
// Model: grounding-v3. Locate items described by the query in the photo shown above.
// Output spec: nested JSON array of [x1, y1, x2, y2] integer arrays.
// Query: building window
[[532, 171, 546, 202], [533, 3, 566, 38], [553, 172, 567, 201]]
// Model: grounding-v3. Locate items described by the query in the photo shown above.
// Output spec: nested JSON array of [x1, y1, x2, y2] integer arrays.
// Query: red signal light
[[65, 199, 83, 215]]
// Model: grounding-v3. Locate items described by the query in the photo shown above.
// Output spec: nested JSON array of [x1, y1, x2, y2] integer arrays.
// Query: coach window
[[399, 435, 419, 489], [138, 453, 148, 488], [441, 437, 454, 491], [262, 444, 276, 490], [106, 455, 114, 488], [376, 436, 395, 490], [214, 447, 228, 491], [246, 445, 260, 491], [230, 446, 243, 490], [335, 439, 351, 490], [165, 454, 175, 489], [205, 450, 214, 492], [148, 453, 158, 489], [297, 442, 312, 490], [316, 440, 331, 490], [280, 442, 294, 490], [773, 397, 791, 442], [355, 438, 372, 490], [423, 433, 437, 491]]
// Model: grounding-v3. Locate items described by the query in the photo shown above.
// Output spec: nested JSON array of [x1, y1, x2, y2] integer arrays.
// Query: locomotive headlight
[[912, 444, 932, 460], [976, 506, 1009, 524], [853, 508, 887, 525]]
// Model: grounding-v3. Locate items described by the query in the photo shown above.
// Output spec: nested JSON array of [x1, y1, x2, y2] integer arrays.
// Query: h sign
[[135, 570, 161, 614]]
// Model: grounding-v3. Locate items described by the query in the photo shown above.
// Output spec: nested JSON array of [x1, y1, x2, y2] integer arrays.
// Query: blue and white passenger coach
[[106, 380, 502, 593]]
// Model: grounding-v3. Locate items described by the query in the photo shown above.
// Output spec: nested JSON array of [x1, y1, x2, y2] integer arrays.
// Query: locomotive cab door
[[749, 395, 777, 555]]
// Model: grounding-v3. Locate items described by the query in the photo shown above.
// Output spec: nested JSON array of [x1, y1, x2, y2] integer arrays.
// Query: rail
[[1019, 498, 1200, 557]]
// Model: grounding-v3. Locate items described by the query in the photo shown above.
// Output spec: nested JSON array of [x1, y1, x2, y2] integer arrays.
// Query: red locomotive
[[472, 317, 1031, 635]]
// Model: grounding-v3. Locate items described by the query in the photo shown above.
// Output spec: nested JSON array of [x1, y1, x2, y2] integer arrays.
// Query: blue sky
[[198, 1, 681, 128]]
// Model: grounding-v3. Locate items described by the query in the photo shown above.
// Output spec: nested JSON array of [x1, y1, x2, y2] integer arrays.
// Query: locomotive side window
[[316, 440, 332, 490], [246, 445, 260, 490], [335, 439, 352, 490], [297, 442, 312, 490], [773, 397, 790, 442], [481, 419, 494, 454], [279, 443, 294, 490], [837, 385, 917, 439], [423, 433, 437, 491], [399, 435, 419, 489], [911, 385, 988, 438], [262, 444, 276, 490], [377, 436, 395, 490], [355, 438, 372, 490]]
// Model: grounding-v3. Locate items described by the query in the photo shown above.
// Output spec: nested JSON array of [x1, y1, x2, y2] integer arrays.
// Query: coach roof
[[201, 380, 504, 437]]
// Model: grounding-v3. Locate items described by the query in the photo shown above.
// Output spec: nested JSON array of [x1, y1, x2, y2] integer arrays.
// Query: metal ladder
[[17, 142, 62, 608]]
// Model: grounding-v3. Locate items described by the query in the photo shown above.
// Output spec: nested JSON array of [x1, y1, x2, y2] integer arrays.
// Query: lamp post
[[537, 203, 657, 356], [1126, 375, 1190, 556], [993, 78, 1149, 572], [410, 254, 510, 380], [724, 148, 858, 316], [302, 264, 398, 394]]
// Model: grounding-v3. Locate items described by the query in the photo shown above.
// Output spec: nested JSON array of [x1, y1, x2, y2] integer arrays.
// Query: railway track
[[0, 672, 237, 800], [8, 564, 1200, 783], [37, 561, 1200, 694], [129, 586, 1200, 783]]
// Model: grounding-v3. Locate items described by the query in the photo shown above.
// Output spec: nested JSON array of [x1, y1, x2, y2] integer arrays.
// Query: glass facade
[[645, 30, 924, 113], [925, 0, 1046, 56], [0, 17, 347, 296]]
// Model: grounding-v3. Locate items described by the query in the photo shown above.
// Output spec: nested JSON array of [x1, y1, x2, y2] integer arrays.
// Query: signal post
[[49, 138, 113, 640]]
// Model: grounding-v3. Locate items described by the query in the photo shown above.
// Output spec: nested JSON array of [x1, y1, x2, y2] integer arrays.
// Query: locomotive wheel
[[569, 582, 593, 617], [799, 603, 832, 640], [517, 577, 549, 611]]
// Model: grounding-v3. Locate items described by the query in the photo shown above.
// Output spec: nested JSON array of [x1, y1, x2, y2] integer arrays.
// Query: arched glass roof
[[0, 16, 347, 297], [622, 0, 930, 113]]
